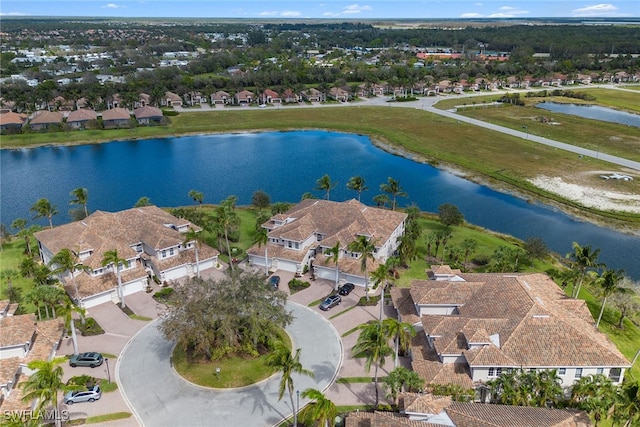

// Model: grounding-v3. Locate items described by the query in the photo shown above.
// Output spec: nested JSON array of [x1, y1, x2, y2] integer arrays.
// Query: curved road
[[116, 302, 342, 427]]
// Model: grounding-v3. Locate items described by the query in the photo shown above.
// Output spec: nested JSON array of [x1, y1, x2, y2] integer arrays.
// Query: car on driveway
[[69, 352, 104, 368], [319, 294, 341, 311], [64, 385, 102, 404], [338, 283, 355, 296], [269, 275, 281, 289]]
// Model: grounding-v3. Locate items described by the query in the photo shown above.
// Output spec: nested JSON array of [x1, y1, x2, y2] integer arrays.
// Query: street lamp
[[105, 358, 111, 384]]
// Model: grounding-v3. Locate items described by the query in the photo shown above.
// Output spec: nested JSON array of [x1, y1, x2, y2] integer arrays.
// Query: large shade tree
[[160, 270, 292, 360]]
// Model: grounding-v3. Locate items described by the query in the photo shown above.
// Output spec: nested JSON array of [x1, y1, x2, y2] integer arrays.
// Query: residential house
[[28, 110, 64, 131], [101, 107, 131, 129], [66, 108, 98, 130], [261, 89, 281, 104], [345, 393, 592, 426], [106, 93, 123, 109], [302, 88, 325, 103], [247, 199, 406, 285], [390, 266, 631, 393], [133, 105, 163, 125], [134, 93, 151, 109], [184, 91, 206, 106], [0, 300, 65, 412], [35, 205, 219, 308], [235, 90, 255, 105], [210, 90, 231, 105], [48, 96, 74, 111], [576, 74, 592, 85], [328, 87, 350, 102], [0, 111, 26, 133], [281, 88, 300, 103], [162, 91, 183, 108]]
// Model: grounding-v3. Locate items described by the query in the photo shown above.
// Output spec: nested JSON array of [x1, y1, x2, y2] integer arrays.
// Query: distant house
[[101, 107, 131, 129], [210, 90, 231, 105], [134, 105, 163, 125], [0, 111, 27, 133], [281, 88, 300, 103], [260, 89, 281, 104], [106, 93, 123, 109], [66, 109, 98, 130], [29, 110, 64, 131], [302, 88, 325, 103], [235, 90, 255, 105], [162, 91, 183, 108], [328, 87, 350, 102], [35, 205, 219, 308], [48, 96, 74, 111], [247, 199, 406, 284], [184, 91, 206, 106], [134, 93, 151, 109], [391, 266, 631, 393]]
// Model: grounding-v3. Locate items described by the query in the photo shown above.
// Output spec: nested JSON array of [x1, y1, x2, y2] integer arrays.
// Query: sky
[[1, 1, 639, 19]]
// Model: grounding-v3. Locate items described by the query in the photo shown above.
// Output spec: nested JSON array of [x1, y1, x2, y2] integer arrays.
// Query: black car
[[269, 275, 281, 289], [338, 283, 355, 296], [319, 294, 341, 311]]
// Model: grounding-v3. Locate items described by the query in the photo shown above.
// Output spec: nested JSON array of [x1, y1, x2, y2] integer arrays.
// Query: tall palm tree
[[69, 187, 89, 218], [215, 199, 240, 271], [183, 227, 203, 278], [371, 263, 390, 320], [372, 193, 390, 209], [30, 198, 59, 228], [266, 341, 314, 426], [383, 318, 416, 368], [325, 241, 341, 291], [253, 226, 269, 276], [595, 269, 625, 327], [49, 248, 90, 301], [188, 189, 204, 208], [567, 242, 603, 299], [348, 235, 376, 301], [570, 374, 617, 424], [380, 177, 407, 211], [346, 176, 368, 201], [315, 174, 337, 200], [461, 238, 478, 269], [299, 388, 337, 427], [352, 321, 394, 408], [20, 357, 83, 427], [101, 249, 127, 308], [11, 218, 37, 257]]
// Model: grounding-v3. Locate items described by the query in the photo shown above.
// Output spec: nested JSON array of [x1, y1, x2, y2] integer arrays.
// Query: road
[[116, 302, 342, 427]]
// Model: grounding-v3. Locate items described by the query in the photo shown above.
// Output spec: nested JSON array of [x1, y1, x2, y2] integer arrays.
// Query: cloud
[[571, 3, 619, 17], [474, 2, 483, 6], [280, 10, 302, 17], [259, 10, 302, 17], [323, 3, 372, 17], [103, 3, 124, 9], [461, 12, 483, 18], [0, 12, 29, 16], [487, 6, 529, 17]]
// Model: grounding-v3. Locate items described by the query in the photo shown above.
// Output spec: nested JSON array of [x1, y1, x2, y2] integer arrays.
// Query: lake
[[1, 130, 639, 279], [536, 102, 640, 127]]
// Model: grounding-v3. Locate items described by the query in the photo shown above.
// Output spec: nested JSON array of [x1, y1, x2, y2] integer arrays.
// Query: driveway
[[117, 302, 342, 427]]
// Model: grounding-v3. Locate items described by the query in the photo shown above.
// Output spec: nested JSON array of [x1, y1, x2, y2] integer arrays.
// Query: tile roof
[[0, 357, 21, 385], [134, 105, 162, 119], [445, 402, 592, 427], [0, 111, 27, 126], [345, 411, 449, 427], [29, 110, 63, 125], [400, 392, 453, 415], [67, 109, 97, 122], [0, 314, 37, 348], [101, 107, 131, 120]]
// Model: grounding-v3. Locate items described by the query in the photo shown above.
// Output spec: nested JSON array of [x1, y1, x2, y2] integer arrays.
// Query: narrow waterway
[[536, 102, 640, 127]]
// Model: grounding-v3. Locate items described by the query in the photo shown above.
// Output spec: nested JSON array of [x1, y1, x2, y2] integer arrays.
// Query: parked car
[[69, 352, 104, 368], [338, 283, 355, 296], [64, 385, 102, 404], [269, 275, 281, 289], [319, 294, 341, 311]]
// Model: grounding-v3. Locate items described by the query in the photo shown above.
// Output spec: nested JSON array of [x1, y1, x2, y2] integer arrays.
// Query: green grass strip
[[85, 412, 132, 424]]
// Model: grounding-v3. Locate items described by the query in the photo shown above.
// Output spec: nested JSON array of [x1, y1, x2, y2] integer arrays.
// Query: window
[[488, 367, 495, 377], [559, 368, 566, 375], [162, 250, 166, 258], [529, 368, 536, 373], [596, 368, 604, 375], [170, 248, 174, 256], [609, 368, 621, 382], [496, 368, 502, 376], [575, 368, 583, 378]]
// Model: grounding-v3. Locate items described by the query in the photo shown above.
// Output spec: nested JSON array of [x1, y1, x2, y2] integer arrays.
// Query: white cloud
[[474, 2, 483, 6], [103, 3, 124, 9], [280, 10, 302, 17], [487, 6, 529, 17], [571, 3, 619, 17], [0, 12, 29, 16], [461, 12, 483, 18], [343, 4, 372, 14], [259, 11, 278, 16]]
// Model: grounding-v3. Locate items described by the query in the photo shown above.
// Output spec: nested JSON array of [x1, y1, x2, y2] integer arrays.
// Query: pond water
[[536, 102, 640, 127], [1, 130, 639, 279]]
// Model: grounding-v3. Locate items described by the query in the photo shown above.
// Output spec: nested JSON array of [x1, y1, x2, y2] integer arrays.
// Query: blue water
[[1, 130, 639, 279], [536, 102, 640, 127]]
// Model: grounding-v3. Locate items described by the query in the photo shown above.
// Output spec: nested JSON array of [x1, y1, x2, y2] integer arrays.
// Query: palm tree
[[183, 227, 203, 278], [348, 235, 376, 301], [382, 366, 424, 407], [352, 321, 394, 408], [380, 177, 407, 211], [567, 242, 602, 299], [371, 263, 390, 320], [30, 198, 59, 228], [266, 341, 314, 426], [595, 269, 625, 327], [101, 249, 127, 308], [346, 176, 368, 201], [49, 248, 90, 301], [461, 238, 478, 269], [20, 357, 83, 427], [188, 189, 204, 208], [570, 374, 617, 424], [325, 241, 341, 291], [315, 174, 337, 200], [372, 193, 390, 208], [134, 196, 152, 207], [253, 226, 270, 276], [69, 187, 89, 218], [11, 218, 34, 256], [299, 388, 337, 427], [215, 198, 240, 271], [383, 318, 416, 368], [612, 379, 640, 427]]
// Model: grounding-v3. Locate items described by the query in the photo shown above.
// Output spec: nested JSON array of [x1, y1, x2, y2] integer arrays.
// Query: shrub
[[154, 287, 174, 303], [78, 318, 105, 336], [358, 294, 381, 306], [288, 279, 310, 294], [472, 254, 491, 266]]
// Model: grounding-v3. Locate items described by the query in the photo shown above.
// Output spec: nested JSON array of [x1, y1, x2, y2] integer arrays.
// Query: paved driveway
[[117, 302, 342, 427]]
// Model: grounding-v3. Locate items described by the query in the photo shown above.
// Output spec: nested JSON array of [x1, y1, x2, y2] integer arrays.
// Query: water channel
[[1, 130, 639, 279], [536, 101, 640, 127]]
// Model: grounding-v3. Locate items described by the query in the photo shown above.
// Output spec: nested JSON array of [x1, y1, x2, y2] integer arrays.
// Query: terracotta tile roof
[[345, 411, 448, 427], [0, 314, 36, 348], [24, 318, 65, 364], [101, 107, 131, 120], [390, 287, 420, 325], [445, 402, 592, 427], [212, 91, 230, 100], [67, 109, 97, 122], [0, 357, 21, 385], [29, 110, 63, 125], [1, 373, 31, 411], [0, 111, 27, 126], [412, 360, 474, 389], [400, 392, 452, 415], [134, 105, 162, 119], [72, 264, 147, 298]]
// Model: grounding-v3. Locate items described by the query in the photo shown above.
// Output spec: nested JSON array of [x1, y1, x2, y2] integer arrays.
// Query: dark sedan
[[338, 283, 355, 296]]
